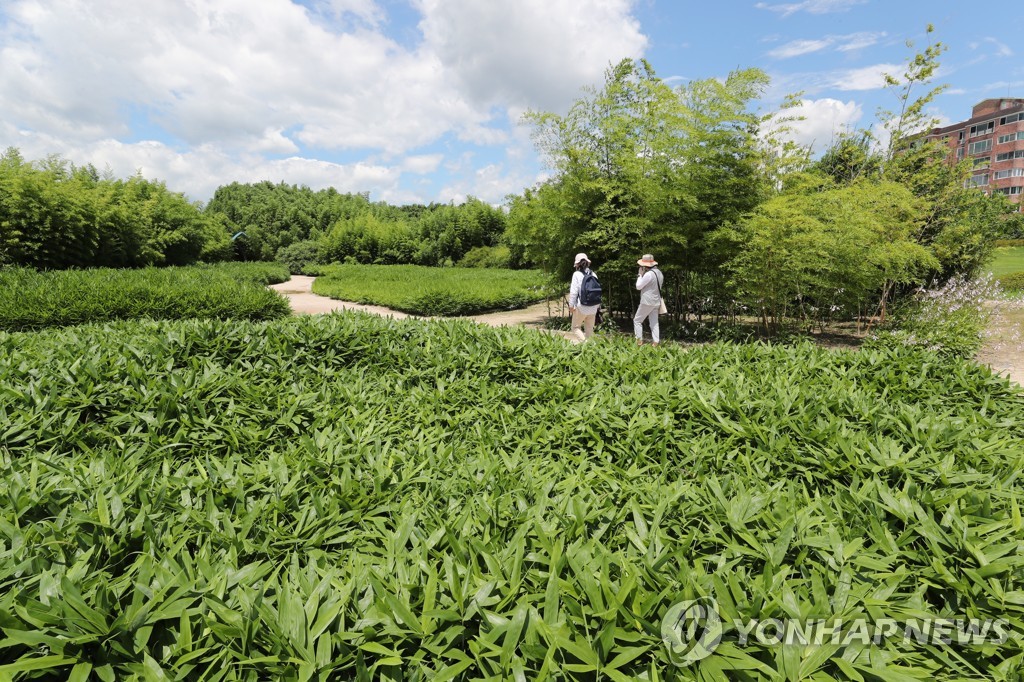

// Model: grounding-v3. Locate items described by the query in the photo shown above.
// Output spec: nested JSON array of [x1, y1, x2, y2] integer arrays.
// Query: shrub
[[0, 262, 290, 331], [457, 245, 511, 268], [276, 239, 323, 275], [997, 270, 1024, 292], [866, 274, 1000, 359]]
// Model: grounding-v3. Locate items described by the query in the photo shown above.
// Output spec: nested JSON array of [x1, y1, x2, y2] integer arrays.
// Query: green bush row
[[0, 262, 291, 331], [1, 313, 1022, 678], [311, 263, 550, 315], [998, 271, 1024, 292]]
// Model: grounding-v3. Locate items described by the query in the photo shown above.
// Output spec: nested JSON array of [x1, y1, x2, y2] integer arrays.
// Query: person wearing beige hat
[[568, 252, 600, 342], [634, 254, 664, 346]]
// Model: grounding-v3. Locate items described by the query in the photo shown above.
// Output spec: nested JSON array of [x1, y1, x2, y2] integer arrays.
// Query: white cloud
[[766, 98, 863, 152], [438, 162, 535, 205], [755, 0, 865, 17], [401, 154, 444, 174], [0, 0, 488, 156], [769, 39, 832, 59], [415, 0, 647, 113], [830, 63, 901, 91], [0, 125, 416, 203], [975, 37, 1014, 58], [0, 0, 651, 204], [768, 31, 885, 60], [834, 31, 886, 52]]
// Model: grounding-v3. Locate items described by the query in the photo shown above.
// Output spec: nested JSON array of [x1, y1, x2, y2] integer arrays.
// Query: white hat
[[574, 252, 590, 266], [637, 254, 657, 267]]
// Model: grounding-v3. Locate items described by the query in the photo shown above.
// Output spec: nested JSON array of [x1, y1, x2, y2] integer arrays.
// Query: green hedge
[[311, 263, 549, 315], [998, 270, 1024, 292], [0, 262, 290, 331]]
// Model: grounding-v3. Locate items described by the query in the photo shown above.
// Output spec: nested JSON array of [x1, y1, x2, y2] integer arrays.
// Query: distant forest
[[0, 148, 515, 272]]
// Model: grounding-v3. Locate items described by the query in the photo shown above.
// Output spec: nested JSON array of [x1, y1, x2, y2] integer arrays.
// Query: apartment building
[[925, 98, 1024, 211]]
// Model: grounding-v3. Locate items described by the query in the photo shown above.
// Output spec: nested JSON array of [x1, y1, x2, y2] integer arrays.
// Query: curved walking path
[[271, 278, 1023, 383], [270, 275, 574, 337], [977, 302, 1024, 388]]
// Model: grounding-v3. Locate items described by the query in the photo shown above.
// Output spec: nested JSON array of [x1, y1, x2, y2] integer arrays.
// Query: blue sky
[[1, 0, 1021, 206]]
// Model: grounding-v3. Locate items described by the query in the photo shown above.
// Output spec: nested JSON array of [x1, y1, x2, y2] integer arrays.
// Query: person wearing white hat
[[634, 254, 664, 346], [568, 252, 600, 342]]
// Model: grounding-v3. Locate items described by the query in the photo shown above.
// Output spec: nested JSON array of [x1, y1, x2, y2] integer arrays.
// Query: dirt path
[[271, 279, 1022, 383], [977, 302, 1024, 388], [270, 276, 575, 339]]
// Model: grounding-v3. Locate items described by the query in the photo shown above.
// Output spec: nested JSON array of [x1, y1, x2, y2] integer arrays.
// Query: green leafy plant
[[1, 313, 1022, 679], [311, 263, 549, 315], [866, 274, 1001, 359], [0, 262, 290, 331], [998, 271, 1024, 293]]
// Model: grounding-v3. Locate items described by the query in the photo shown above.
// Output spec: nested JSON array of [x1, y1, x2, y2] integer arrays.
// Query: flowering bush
[[867, 274, 1018, 359]]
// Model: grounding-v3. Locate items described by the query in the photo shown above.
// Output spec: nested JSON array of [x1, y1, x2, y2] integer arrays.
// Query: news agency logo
[[661, 599, 1010, 667], [660, 598, 724, 665]]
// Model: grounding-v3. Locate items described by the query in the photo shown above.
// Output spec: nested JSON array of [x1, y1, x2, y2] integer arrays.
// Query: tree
[[716, 178, 937, 332], [0, 148, 229, 269], [517, 59, 776, 313]]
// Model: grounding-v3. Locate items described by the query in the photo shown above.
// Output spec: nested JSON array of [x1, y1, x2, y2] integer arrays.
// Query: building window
[[997, 131, 1024, 144], [968, 139, 993, 154], [999, 113, 1024, 125], [995, 150, 1024, 162], [970, 121, 995, 137], [995, 186, 1023, 196], [994, 168, 1024, 180], [956, 147, 964, 159], [969, 173, 989, 187], [959, 130, 965, 142], [974, 156, 991, 167]]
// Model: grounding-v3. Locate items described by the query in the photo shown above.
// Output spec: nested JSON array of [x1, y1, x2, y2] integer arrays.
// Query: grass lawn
[[311, 263, 550, 316], [987, 246, 1024, 278]]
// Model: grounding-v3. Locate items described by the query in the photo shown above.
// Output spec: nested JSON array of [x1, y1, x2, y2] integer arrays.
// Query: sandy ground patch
[[977, 303, 1024, 389]]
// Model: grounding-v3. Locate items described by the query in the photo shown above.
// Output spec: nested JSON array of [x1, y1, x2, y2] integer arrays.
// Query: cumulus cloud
[[415, 0, 647, 113], [401, 154, 444, 174], [755, 0, 865, 17], [437, 162, 538, 206], [766, 98, 863, 152], [0, 0, 491, 156], [0, 0, 649, 204]]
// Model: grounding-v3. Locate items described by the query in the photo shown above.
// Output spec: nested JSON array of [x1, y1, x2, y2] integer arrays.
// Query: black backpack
[[579, 268, 602, 306]]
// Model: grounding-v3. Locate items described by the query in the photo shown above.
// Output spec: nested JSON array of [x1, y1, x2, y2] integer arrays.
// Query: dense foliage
[[0, 262, 290, 331], [509, 59, 788, 316], [2, 313, 1022, 679], [205, 182, 509, 268], [999, 272, 1024, 292], [310, 264, 548, 316], [0, 148, 231, 269], [510, 33, 1017, 335]]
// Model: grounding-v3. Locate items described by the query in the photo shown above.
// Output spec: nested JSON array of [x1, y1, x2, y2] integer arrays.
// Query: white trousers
[[571, 308, 596, 342], [633, 303, 660, 342]]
